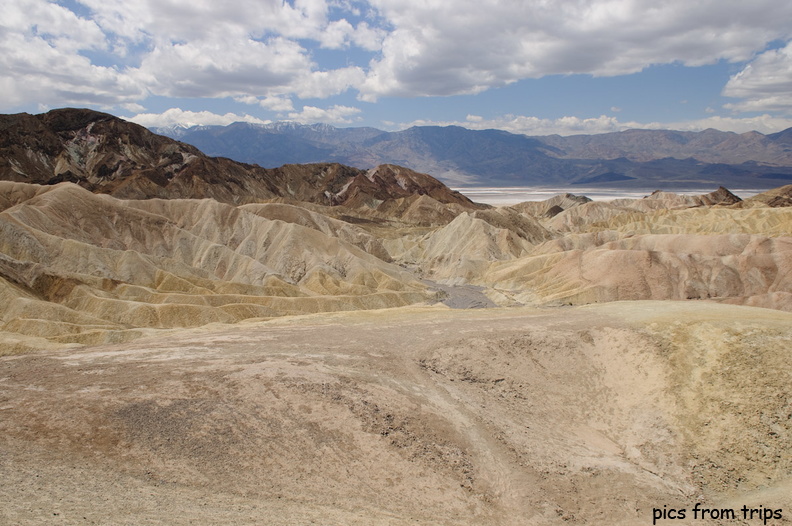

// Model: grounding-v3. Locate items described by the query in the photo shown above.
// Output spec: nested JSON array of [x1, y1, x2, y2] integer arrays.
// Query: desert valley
[[1, 109, 791, 525]]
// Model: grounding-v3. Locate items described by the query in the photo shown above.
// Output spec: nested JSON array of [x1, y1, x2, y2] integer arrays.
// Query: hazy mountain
[[538, 128, 792, 165], [153, 121, 792, 189]]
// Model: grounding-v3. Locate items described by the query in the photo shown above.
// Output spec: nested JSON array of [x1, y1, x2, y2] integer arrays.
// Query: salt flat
[[454, 186, 768, 206]]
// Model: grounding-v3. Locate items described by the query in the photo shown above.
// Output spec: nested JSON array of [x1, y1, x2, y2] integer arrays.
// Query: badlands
[[1, 109, 792, 525]]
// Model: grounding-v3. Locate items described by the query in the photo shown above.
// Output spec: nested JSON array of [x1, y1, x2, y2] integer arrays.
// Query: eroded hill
[[2, 170, 792, 353]]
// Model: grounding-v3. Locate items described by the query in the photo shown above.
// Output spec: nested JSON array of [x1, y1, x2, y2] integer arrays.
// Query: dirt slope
[[2, 302, 791, 525]]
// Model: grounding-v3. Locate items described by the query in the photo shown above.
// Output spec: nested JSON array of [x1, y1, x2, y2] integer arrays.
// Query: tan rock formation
[[486, 233, 792, 309], [403, 208, 552, 282], [740, 184, 792, 208], [510, 192, 591, 217], [0, 181, 435, 350]]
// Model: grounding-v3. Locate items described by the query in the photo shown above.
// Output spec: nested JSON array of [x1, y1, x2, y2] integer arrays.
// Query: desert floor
[[2, 300, 791, 525]]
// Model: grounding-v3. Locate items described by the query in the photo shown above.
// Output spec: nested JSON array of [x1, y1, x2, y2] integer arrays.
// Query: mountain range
[[154, 121, 792, 189], [0, 109, 475, 210]]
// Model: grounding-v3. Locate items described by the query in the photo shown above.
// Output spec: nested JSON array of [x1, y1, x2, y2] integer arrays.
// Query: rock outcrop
[[486, 233, 792, 308]]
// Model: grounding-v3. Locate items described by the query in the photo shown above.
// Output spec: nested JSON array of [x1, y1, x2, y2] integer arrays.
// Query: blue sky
[[4, 0, 792, 135]]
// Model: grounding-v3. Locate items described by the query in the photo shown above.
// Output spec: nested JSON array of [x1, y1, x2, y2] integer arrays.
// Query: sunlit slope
[[2, 303, 790, 525], [0, 181, 433, 352], [485, 233, 792, 309], [400, 207, 552, 282], [546, 200, 792, 235], [402, 187, 792, 310]]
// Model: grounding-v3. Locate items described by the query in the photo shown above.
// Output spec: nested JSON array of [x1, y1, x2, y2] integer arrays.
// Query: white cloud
[[723, 41, 792, 114], [293, 67, 367, 99], [125, 108, 269, 128], [7, 0, 107, 51], [359, 0, 792, 99], [136, 36, 314, 99], [319, 19, 355, 49], [234, 95, 296, 112], [0, 0, 378, 111], [233, 95, 260, 106], [315, 18, 385, 50], [77, 0, 331, 46], [287, 105, 362, 123], [260, 96, 297, 113], [3, 0, 792, 121], [0, 0, 146, 109], [121, 103, 147, 113], [658, 114, 792, 134], [348, 21, 387, 51]]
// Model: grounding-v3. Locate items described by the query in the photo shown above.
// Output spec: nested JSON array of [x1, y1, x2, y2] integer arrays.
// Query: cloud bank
[[4, 0, 792, 125], [128, 108, 269, 128]]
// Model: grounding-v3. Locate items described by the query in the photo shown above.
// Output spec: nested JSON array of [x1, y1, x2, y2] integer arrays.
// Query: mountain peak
[[768, 126, 792, 145]]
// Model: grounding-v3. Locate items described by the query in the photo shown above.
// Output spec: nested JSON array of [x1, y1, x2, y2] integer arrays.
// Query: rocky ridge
[[0, 109, 477, 210]]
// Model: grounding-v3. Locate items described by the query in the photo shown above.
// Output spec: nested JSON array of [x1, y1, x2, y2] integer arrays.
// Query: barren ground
[[2, 301, 791, 525]]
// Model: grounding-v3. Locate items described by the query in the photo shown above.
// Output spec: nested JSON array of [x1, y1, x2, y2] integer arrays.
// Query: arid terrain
[[2, 303, 792, 525], [1, 109, 792, 525]]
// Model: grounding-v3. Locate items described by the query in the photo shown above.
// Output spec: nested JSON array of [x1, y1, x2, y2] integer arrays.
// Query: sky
[[4, 0, 792, 136]]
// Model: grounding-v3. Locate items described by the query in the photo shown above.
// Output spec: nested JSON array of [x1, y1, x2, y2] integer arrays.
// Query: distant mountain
[[151, 121, 384, 169], [153, 122, 792, 189], [0, 109, 477, 210], [538, 128, 792, 165]]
